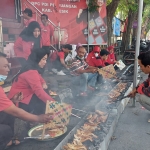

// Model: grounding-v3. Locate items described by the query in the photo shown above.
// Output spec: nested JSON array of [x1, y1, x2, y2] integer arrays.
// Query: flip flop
[[5, 138, 24, 149]]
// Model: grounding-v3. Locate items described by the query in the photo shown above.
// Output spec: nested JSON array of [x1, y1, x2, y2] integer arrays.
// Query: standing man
[[129, 52, 150, 122], [22, 8, 35, 27], [40, 14, 54, 51]]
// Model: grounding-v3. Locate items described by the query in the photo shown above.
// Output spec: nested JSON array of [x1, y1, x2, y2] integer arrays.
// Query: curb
[[98, 84, 133, 150]]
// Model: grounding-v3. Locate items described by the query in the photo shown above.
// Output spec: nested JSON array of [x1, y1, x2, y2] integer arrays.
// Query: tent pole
[[132, 0, 143, 107]]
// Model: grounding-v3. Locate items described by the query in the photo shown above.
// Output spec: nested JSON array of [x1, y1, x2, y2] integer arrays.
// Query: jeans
[[72, 73, 98, 92], [139, 94, 150, 111]]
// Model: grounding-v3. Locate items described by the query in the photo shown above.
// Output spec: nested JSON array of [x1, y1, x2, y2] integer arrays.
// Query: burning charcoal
[[93, 139, 101, 146], [88, 145, 96, 150], [102, 127, 109, 134]]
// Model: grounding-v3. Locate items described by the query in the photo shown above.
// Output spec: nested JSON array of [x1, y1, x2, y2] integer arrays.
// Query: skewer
[[72, 108, 86, 113], [71, 113, 81, 118]]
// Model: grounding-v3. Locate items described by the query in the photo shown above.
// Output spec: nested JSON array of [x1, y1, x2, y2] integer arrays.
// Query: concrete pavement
[[108, 72, 150, 150]]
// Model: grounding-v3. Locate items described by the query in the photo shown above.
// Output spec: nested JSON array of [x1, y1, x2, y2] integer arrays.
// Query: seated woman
[[8, 48, 55, 115], [107, 45, 117, 64], [0, 52, 52, 150], [14, 21, 42, 66]]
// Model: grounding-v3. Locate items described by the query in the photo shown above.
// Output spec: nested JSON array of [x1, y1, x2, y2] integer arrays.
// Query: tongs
[[24, 134, 50, 140], [116, 95, 130, 101]]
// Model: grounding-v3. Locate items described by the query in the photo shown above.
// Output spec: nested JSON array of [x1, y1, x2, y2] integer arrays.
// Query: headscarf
[[14, 48, 49, 81], [20, 21, 41, 49], [93, 46, 101, 53], [76, 43, 82, 51]]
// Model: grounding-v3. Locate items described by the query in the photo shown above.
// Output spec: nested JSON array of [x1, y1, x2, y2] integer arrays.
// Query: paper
[[115, 60, 126, 70]]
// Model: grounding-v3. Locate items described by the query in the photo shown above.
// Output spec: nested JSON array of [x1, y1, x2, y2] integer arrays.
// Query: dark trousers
[[19, 94, 46, 115], [52, 58, 64, 72], [0, 112, 15, 150]]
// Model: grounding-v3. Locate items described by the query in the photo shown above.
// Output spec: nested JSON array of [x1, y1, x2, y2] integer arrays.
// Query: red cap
[[107, 45, 114, 51], [93, 46, 100, 53]]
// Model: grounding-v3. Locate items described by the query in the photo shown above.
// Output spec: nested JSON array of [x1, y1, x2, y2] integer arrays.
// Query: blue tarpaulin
[[112, 17, 121, 36]]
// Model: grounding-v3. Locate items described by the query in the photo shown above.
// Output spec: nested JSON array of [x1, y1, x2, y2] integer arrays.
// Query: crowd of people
[[1, 8, 150, 150]]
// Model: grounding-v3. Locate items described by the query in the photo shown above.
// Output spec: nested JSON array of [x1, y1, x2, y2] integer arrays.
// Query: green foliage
[[106, 0, 112, 6], [88, 0, 99, 13]]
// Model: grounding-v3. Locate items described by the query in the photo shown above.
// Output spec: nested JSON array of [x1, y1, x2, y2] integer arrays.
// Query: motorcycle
[[123, 40, 150, 65]]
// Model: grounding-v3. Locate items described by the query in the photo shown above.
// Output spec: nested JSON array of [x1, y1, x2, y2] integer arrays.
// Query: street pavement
[[108, 72, 150, 150]]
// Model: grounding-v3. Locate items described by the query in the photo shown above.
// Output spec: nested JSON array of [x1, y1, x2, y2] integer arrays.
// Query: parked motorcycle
[[123, 40, 150, 65]]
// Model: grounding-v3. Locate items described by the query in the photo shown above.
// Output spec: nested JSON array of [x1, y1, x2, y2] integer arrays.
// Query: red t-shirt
[[41, 24, 54, 46], [58, 51, 65, 59], [8, 70, 54, 105], [50, 51, 65, 62], [0, 87, 13, 111], [24, 18, 35, 27]]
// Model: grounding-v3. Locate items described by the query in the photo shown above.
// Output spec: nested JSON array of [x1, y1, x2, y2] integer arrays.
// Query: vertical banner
[[22, 0, 107, 45], [112, 17, 121, 36]]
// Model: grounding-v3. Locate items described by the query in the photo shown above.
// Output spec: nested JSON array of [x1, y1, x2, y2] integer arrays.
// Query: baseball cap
[[100, 49, 110, 56]]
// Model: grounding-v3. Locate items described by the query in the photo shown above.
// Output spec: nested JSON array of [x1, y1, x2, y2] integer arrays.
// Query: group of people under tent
[[2, 7, 150, 150]]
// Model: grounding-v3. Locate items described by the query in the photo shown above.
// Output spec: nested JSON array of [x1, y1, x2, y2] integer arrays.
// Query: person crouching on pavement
[[0, 52, 53, 150], [129, 51, 150, 119], [50, 44, 72, 75], [69, 46, 98, 96]]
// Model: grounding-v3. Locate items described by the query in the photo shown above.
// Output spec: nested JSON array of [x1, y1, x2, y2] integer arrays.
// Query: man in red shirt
[[50, 44, 73, 75], [129, 52, 150, 117], [0, 52, 52, 149], [41, 14, 54, 51], [22, 8, 35, 28], [100, 49, 110, 66]]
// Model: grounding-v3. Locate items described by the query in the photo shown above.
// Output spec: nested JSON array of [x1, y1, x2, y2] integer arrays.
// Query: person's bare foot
[[6, 139, 20, 148]]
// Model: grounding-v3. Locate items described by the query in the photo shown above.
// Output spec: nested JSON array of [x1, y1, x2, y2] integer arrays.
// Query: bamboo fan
[[98, 64, 117, 79], [42, 101, 72, 139]]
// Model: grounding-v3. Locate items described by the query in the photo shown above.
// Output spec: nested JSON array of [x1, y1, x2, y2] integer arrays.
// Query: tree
[[141, 4, 150, 39], [116, 0, 138, 52], [106, 0, 121, 46]]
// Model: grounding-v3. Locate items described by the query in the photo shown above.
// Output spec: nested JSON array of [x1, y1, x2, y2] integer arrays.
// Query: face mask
[[94, 53, 99, 57], [76, 55, 84, 60], [0, 75, 7, 82]]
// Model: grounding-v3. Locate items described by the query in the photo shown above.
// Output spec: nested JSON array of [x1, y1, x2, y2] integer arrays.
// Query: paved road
[[108, 72, 150, 150]]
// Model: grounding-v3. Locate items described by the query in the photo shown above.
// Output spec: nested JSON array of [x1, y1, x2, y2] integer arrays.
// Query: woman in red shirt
[[8, 48, 55, 115], [14, 21, 42, 66], [107, 45, 117, 64], [0, 52, 53, 149]]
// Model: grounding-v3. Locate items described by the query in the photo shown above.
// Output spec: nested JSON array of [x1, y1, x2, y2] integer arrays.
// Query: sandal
[[5, 138, 23, 149]]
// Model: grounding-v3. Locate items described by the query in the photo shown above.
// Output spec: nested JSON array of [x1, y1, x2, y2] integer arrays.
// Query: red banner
[[22, 0, 107, 45]]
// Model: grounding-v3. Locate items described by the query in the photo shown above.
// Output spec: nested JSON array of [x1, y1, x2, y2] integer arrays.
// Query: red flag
[[54, 0, 60, 23]]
